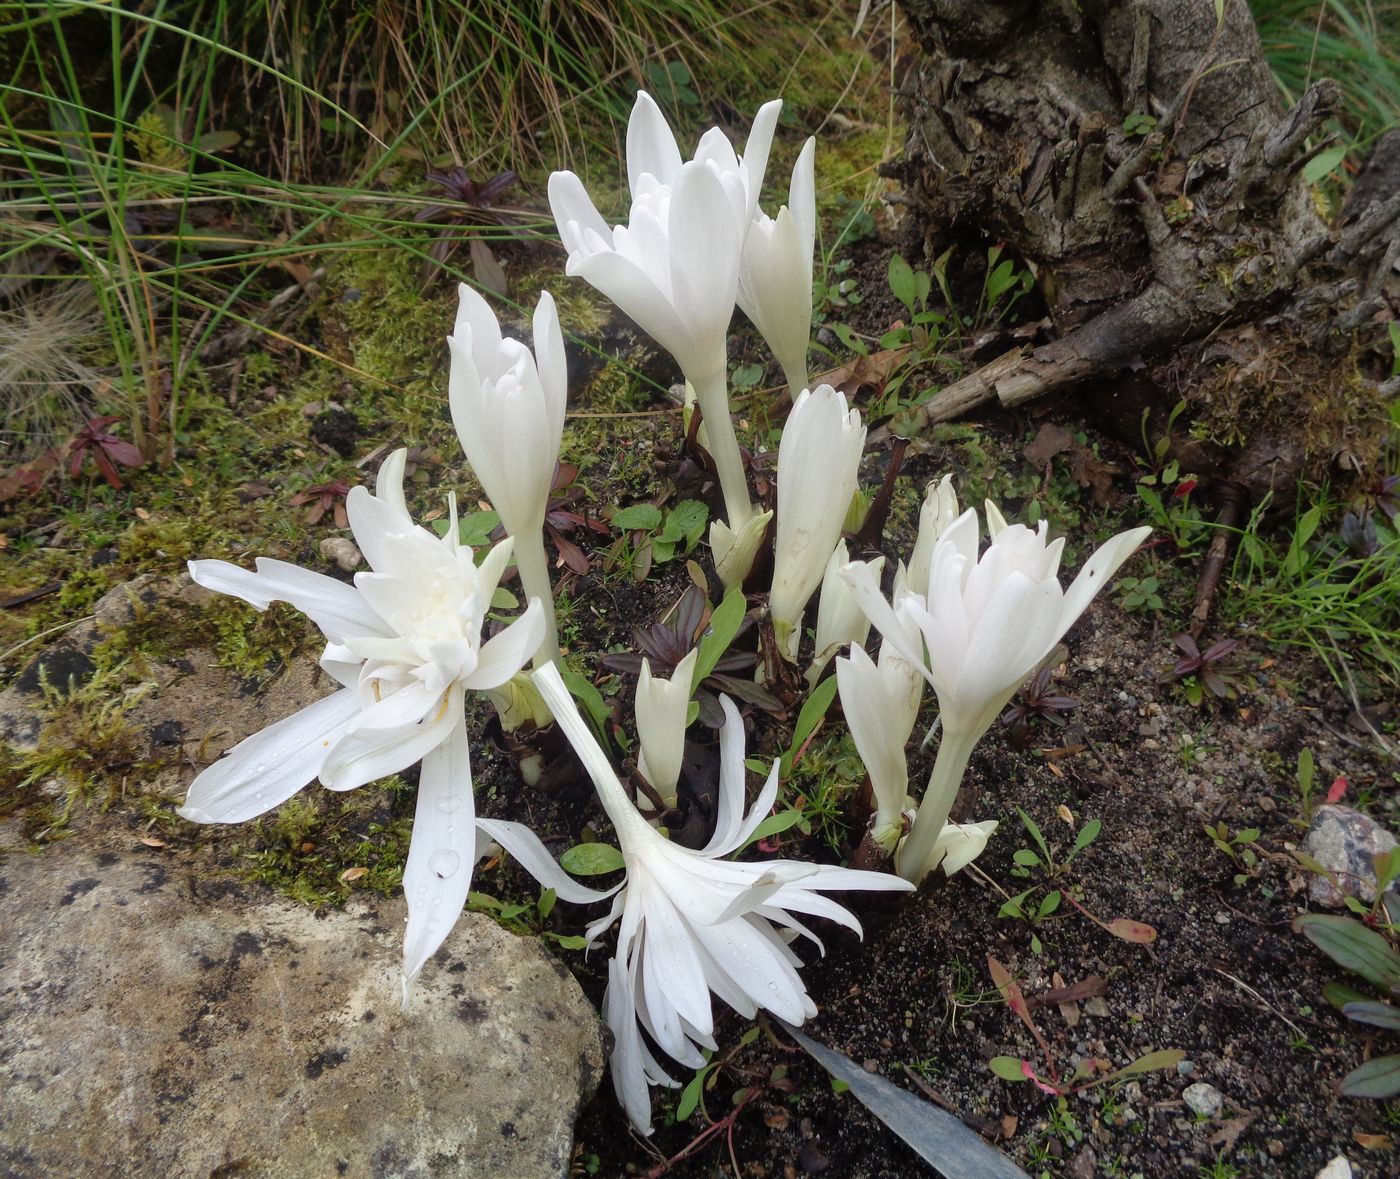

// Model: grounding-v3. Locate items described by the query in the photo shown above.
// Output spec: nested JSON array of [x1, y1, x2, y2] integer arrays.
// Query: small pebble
[[1315, 1157, 1352, 1179], [1182, 1082, 1223, 1118], [319, 537, 363, 573]]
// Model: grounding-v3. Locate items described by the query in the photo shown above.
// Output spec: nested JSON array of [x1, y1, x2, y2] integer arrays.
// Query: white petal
[[374, 448, 410, 521], [931, 819, 999, 876], [320, 686, 459, 791], [626, 91, 684, 192], [840, 561, 932, 687], [635, 649, 695, 801], [451, 281, 503, 374], [401, 714, 477, 979], [604, 957, 666, 1134], [476, 818, 619, 905], [1059, 526, 1153, 635], [548, 170, 612, 254], [667, 162, 741, 365], [179, 689, 359, 823], [739, 99, 783, 221], [463, 600, 545, 691], [571, 248, 692, 371], [531, 290, 568, 444], [188, 558, 386, 644], [702, 694, 749, 854], [836, 646, 910, 823]]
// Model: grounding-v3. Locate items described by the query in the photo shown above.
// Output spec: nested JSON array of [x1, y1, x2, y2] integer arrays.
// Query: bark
[[888, 0, 1398, 496]]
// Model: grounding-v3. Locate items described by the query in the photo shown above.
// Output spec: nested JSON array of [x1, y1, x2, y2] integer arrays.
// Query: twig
[[1210, 967, 1307, 1039], [1189, 481, 1247, 638]]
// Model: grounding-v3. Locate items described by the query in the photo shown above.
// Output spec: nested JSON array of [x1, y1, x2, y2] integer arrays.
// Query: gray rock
[[1315, 1156, 1353, 1179], [1182, 1081, 1223, 1118], [0, 841, 604, 1178], [1303, 805, 1399, 908]]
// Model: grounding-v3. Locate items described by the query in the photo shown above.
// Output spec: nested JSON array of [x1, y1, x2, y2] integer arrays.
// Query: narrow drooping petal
[[178, 688, 360, 824], [189, 558, 388, 645], [476, 817, 619, 907], [527, 661, 912, 1134], [465, 600, 546, 691], [401, 712, 477, 980]]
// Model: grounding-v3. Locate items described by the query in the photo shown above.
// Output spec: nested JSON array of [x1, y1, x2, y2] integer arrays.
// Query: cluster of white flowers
[[182, 89, 1148, 1133]]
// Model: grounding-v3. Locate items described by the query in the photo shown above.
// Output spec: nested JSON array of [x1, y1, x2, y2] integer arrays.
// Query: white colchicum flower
[[548, 91, 780, 531], [529, 662, 911, 1134], [806, 541, 881, 687], [181, 449, 544, 979], [769, 385, 866, 661], [844, 493, 1150, 881], [739, 135, 816, 396], [448, 284, 567, 668], [635, 649, 697, 811]]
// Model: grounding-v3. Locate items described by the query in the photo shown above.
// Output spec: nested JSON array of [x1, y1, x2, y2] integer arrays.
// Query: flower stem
[[895, 724, 981, 883], [778, 355, 808, 401], [691, 366, 754, 529], [513, 529, 561, 669]]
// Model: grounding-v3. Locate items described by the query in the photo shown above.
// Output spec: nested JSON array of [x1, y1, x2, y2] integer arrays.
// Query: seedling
[[1115, 575, 1165, 615], [1001, 667, 1080, 750], [66, 415, 143, 490], [1160, 634, 1245, 706], [1203, 821, 1261, 885], [609, 499, 709, 582]]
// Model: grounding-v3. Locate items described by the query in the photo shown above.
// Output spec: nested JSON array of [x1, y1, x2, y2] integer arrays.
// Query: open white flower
[[739, 136, 816, 395], [448, 284, 567, 668], [548, 91, 780, 530], [844, 497, 1150, 881], [181, 449, 544, 979], [530, 662, 911, 1134], [770, 385, 865, 661], [635, 649, 697, 811]]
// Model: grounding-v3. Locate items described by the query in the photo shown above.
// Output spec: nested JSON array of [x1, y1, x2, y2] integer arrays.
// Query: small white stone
[[1315, 1156, 1352, 1179], [319, 537, 363, 573], [1182, 1081, 1223, 1118]]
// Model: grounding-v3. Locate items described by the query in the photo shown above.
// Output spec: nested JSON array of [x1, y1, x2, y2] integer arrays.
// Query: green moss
[[234, 779, 415, 906]]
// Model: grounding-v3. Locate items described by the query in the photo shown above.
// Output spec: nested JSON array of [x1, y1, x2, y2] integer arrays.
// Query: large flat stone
[[0, 841, 604, 1178]]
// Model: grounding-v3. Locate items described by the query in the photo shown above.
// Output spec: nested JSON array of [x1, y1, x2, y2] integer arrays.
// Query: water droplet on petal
[[428, 849, 461, 879]]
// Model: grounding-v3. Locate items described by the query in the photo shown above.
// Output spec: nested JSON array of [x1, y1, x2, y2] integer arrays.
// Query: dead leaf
[[1105, 918, 1157, 943], [1052, 971, 1081, 1027], [812, 348, 909, 398], [138, 836, 166, 848], [1030, 976, 1108, 1008], [1355, 1131, 1393, 1151], [470, 237, 509, 296], [1022, 423, 1075, 467], [339, 866, 368, 883], [1208, 1116, 1254, 1152], [1056, 804, 1075, 825]]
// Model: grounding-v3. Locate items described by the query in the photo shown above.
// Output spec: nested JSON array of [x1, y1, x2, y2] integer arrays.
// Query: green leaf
[[787, 676, 839, 771], [888, 254, 917, 312], [676, 1069, 706, 1120], [741, 808, 806, 850], [613, 503, 662, 532], [667, 500, 709, 547], [1101, 1048, 1186, 1084], [692, 588, 746, 687], [1297, 747, 1315, 794], [559, 842, 625, 876], [560, 666, 612, 737], [548, 934, 588, 950], [1342, 1000, 1400, 1032], [1294, 913, 1400, 993], [1039, 890, 1062, 919], [1303, 145, 1348, 186], [1012, 849, 1042, 868], [989, 1056, 1029, 1082], [1069, 819, 1103, 859], [1323, 981, 1374, 1010], [490, 586, 519, 610], [457, 510, 500, 548], [1340, 1054, 1400, 1099], [1015, 807, 1050, 860], [537, 887, 556, 920]]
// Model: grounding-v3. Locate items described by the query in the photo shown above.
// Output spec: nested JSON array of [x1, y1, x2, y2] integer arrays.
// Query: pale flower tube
[[738, 136, 816, 396], [844, 500, 1151, 881], [635, 649, 697, 811], [549, 91, 780, 531], [529, 662, 911, 1134], [448, 284, 567, 668], [181, 450, 544, 979], [769, 385, 865, 661]]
